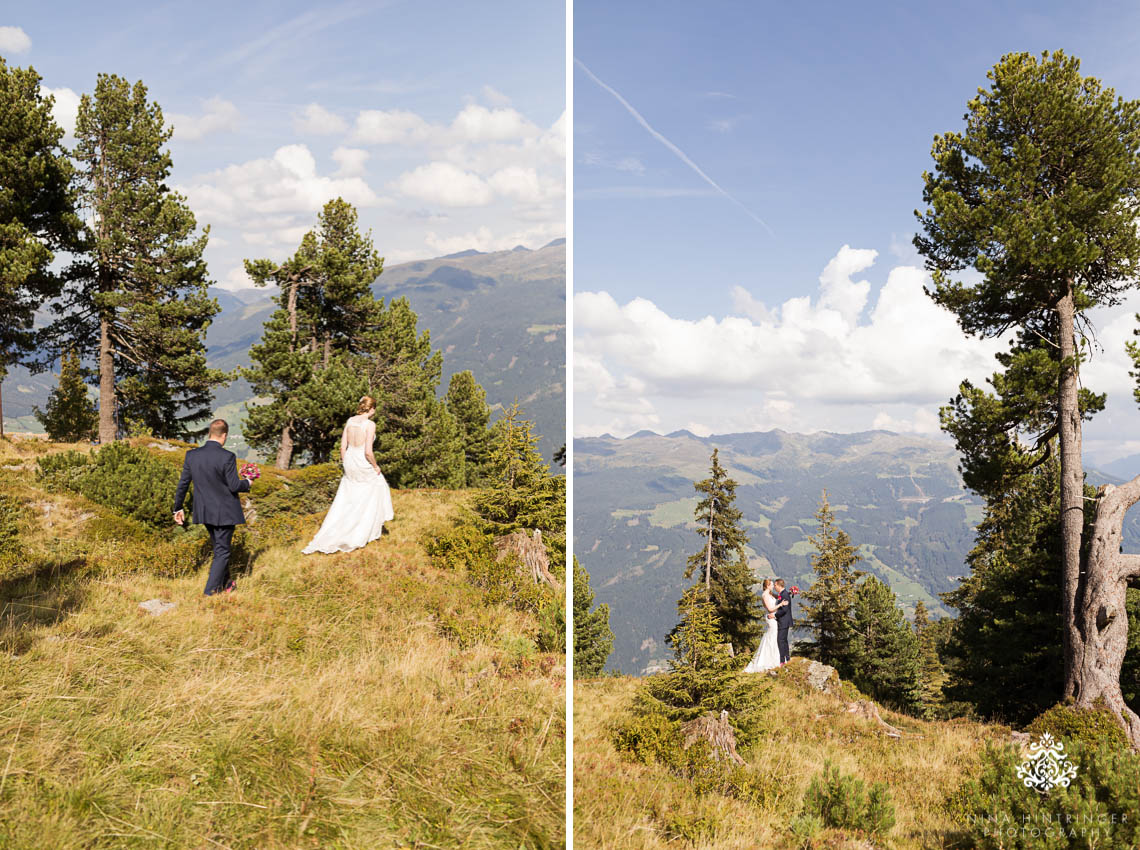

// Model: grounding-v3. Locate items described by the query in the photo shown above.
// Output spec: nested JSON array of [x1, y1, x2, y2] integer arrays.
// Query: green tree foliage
[[681, 449, 761, 656], [848, 576, 920, 711], [50, 74, 223, 442], [0, 60, 80, 433], [34, 349, 97, 442], [638, 584, 769, 748], [936, 333, 1112, 724], [573, 557, 614, 677], [915, 50, 1140, 697], [799, 492, 864, 674], [445, 370, 493, 486], [912, 601, 947, 719], [801, 762, 895, 838], [0, 493, 24, 564]]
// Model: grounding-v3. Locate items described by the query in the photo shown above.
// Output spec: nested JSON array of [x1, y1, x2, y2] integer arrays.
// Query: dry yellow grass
[[573, 673, 1013, 850], [0, 437, 565, 849]]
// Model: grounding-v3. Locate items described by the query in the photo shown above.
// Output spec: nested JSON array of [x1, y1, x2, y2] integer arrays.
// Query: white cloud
[[872, 407, 942, 435], [40, 86, 79, 138], [575, 246, 1009, 437], [0, 26, 31, 54], [394, 161, 492, 207], [332, 146, 369, 177], [481, 85, 512, 106], [168, 96, 240, 141], [423, 220, 563, 256], [294, 102, 348, 135], [350, 108, 433, 144], [450, 104, 539, 143]]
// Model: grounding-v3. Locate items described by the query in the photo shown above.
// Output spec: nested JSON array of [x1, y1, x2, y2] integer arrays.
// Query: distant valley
[[574, 428, 1140, 674], [3, 241, 566, 465]]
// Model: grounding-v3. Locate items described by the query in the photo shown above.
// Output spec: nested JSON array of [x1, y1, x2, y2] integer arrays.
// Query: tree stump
[[680, 709, 745, 765], [846, 700, 902, 738], [494, 529, 556, 586]]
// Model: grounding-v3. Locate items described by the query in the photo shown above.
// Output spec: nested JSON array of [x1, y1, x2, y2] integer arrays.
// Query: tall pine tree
[[445, 370, 493, 486], [573, 557, 614, 677], [0, 60, 80, 436], [50, 74, 222, 442], [799, 492, 865, 675], [681, 449, 761, 656], [911, 602, 947, 720], [849, 576, 921, 711], [34, 349, 96, 442]]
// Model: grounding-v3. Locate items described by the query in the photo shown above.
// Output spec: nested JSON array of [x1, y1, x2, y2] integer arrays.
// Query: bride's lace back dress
[[744, 590, 782, 673], [302, 416, 395, 554]]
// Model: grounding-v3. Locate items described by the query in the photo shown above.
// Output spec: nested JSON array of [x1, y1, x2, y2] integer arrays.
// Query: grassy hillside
[[0, 435, 564, 849], [574, 667, 1008, 850]]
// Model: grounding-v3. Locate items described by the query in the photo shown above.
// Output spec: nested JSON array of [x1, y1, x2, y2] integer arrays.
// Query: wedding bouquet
[[240, 462, 261, 481], [790, 585, 801, 596]]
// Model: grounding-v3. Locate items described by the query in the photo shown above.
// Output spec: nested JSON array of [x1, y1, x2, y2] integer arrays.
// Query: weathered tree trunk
[[1074, 477, 1140, 748], [705, 497, 715, 589], [98, 316, 115, 443], [1057, 287, 1085, 697], [680, 710, 745, 765], [276, 423, 293, 470], [0, 370, 5, 438]]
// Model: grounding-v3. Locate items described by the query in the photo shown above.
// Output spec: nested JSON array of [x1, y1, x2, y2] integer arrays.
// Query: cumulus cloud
[[294, 102, 348, 135], [350, 108, 433, 144], [575, 246, 1009, 437], [481, 85, 512, 106], [40, 86, 79, 138], [0, 26, 31, 54], [168, 96, 240, 141], [331, 146, 369, 177], [394, 161, 493, 207]]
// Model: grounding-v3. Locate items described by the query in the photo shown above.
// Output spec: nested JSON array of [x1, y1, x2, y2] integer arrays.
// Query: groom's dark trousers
[[775, 588, 792, 663], [173, 440, 250, 595]]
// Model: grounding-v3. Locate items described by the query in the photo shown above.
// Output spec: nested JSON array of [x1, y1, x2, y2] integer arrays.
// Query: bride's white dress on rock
[[302, 416, 394, 555], [744, 592, 782, 673]]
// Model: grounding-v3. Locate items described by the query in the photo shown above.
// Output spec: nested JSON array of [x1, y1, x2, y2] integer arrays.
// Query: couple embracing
[[743, 578, 793, 673]]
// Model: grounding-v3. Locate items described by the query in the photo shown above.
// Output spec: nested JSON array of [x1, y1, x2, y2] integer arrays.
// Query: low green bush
[[0, 492, 25, 567], [611, 709, 682, 765], [801, 761, 895, 838], [253, 463, 341, 518], [946, 740, 1140, 849], [1025, 700, 1129, 753]]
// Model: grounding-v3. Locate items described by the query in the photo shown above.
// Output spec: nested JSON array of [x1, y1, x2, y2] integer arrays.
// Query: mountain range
[[574, 428, 1140, 674], [2, 240, 566, 465]]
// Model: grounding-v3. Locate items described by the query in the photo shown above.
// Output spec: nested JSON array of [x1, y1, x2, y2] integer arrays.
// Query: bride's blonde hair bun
[[356, 395, 376, 415]]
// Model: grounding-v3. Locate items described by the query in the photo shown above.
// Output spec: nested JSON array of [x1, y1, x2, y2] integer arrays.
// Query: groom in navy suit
[[173, 419, 251, 595], [773, 578, 793, 664]]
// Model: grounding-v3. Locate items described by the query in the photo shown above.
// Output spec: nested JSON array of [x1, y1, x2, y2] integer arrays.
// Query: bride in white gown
[[302, 396, 395, 555], [744, 579, 786, 673]]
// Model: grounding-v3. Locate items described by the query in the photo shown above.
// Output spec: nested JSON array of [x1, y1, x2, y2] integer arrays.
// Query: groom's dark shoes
[[173, 421, 250, 596]]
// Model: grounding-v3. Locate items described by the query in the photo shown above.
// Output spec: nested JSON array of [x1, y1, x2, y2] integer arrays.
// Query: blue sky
[[2, 0, 564, 289], [573, 0, 1140, 467]]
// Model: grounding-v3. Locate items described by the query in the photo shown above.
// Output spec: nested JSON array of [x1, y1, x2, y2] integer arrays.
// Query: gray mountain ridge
[[3, 242, 566, 465], [575, 427, 1140, 674]]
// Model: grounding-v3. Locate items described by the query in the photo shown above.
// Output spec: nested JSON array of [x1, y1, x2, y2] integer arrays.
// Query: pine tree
[[34, 349, 96, 442], [243, 199, 384, 468], [573, 557, 614, 677], [911, 602, 947, 719], [799, 492, 864, 675], [48, 74, 223, 442], [849, 576, 921, 711], [474, 401, 562, 533], [0, 60, 81, 436], [915, 50, 1140, 711], [682, 449, 761, 656], [445, 370, 493, 486], [638, 584, 768, 745]]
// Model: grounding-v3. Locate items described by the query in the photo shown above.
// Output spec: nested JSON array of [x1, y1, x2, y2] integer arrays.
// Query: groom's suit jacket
[[774, 589, 793, 629], [173, 440, 250, 526]]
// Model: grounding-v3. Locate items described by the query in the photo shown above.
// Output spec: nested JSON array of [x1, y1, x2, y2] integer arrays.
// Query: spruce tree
[[849, 576, 921, 711], [34, 349, 96, 442], [573, 557, 614, 677], [445, 370, 493, 486], [915, 50, 1140, 716], [682, 449, 761, 656], [50, 74, 223, 442], [912, 602, 947, 720], [799, 492, 864, 675], [0, 60, 81, 436], [474, 401, 562, 537]]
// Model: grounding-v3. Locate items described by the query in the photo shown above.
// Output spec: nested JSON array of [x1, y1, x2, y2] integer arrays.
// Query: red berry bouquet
[[790, 585, 801, 596], [240, 462, 261, 481]]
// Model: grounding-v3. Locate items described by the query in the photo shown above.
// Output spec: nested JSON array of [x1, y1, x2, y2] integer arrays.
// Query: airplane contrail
[[575, 58, 774, 236]]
